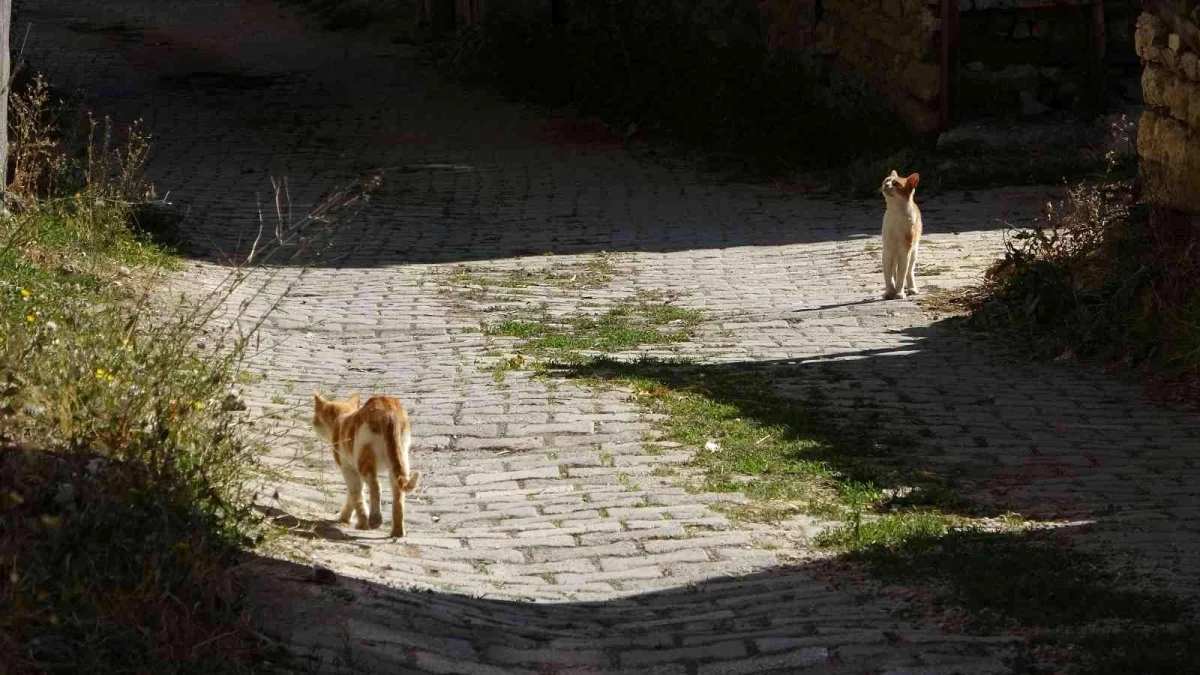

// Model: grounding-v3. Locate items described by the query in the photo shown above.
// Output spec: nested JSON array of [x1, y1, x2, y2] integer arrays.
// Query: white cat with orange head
[[880, 170, 923, 300]]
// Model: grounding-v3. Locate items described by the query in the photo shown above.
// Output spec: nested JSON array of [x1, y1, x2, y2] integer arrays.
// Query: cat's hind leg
[[358, 443, 384, 529], [903, 244, 920, 296], [882, 244, 900, 300], [336, 456, 365, 526]]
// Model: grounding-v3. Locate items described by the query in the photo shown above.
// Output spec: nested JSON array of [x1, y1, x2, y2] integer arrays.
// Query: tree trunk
[[0, 0, 10, 209]]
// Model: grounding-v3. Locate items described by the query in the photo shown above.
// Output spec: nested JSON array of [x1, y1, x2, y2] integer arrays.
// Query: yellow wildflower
[[20, 288, 31, 298], [96, 367, 107, 379], [25, 314, 35, 323]]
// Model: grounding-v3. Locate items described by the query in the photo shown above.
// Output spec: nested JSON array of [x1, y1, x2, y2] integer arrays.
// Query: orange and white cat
[[880, 170, 923, 300], [312, 391, 420, 538]]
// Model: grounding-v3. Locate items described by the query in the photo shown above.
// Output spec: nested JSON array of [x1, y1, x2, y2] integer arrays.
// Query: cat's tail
[[387, 417, 420, 493]]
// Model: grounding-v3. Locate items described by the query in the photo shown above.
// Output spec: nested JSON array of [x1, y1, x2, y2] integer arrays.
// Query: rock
[[1020, 90, 1050, 116], [903, 60, 939, 101], [1142, 64, 1194, 124], [1182, 52, 1200, 81], [1143, 64, 1170, 107], [312, 564, 338, 585], [1164, 46, 1180, 70], [54, 482, 75, 508], [1138, 110, 1200, 214], [1169, 33, 1182, 51], [220, 393, 247, 412], [1135, 12, 1167, 59]]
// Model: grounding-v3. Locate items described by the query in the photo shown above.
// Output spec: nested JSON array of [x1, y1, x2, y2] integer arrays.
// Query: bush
[[0, 75, 280, 673], [970, 165, 1200, 388]]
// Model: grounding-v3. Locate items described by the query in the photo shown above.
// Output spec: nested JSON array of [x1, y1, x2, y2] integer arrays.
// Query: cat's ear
[[312, 389, 324, 402], [889, 169, 899, 178], [904, 173, 919, 190], [347, 393, 361, 407]]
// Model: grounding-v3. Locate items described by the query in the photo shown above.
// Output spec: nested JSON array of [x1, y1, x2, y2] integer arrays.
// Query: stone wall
[[1136, 8, 1200, 214], [957, 0, 1140, 116], [760, 0, 943, 132], [759, 0, 1140, 129]]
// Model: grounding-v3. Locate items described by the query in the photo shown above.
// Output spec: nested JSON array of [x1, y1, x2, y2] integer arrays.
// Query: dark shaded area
[[160, 167, 1048, 268], [237, 518, 1195, 674], [426, 2, 904, 176], [552, 355, 975, 517], [0, 445, 274, 674], [17, 1, 1066, 269], [849, 527, 1187, 630], [255, 504, 356, 542], [544, 312, 1200, 584], [157, 71, 285, 92]]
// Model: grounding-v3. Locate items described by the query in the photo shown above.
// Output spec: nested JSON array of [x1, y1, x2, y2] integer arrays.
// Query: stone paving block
[[464, 466, 563, 486], [695, 648, 830, 675], [619, 641, 749, 668], [599, 548, 711, 572], [556, 566, 665, 586], [642, 532, 752, 553], [578, 525, 688, 545], [528, 541, 640, 563]]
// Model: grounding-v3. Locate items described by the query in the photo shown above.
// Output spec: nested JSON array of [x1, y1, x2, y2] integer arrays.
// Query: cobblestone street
[[18, 0, 1200, 671]]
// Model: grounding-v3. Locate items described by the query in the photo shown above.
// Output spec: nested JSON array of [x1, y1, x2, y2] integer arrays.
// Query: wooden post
[[938, 0, 952, 131], [1090, 0, 1106, 104], [427, 0, 455, 36], [0, 0, 10, 208], [551, 0, 566, 35]]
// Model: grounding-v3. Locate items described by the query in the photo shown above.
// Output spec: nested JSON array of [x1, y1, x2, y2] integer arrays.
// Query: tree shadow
[[255, 504, 356, 542], [546, 313, 1200, 599], [238, 520, 1197, 674], [19, 0, 1056, 269]]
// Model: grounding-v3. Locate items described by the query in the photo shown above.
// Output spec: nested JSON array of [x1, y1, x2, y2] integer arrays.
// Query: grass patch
[[476, 292, 702, 382], [815, 512, 965, 550], [557, 358, 965, 531], [449, 253, 617, 295], [0, 76, 283, 673]]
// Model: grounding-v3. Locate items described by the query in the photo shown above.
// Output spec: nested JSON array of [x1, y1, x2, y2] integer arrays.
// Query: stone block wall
[[761, 0, 943, 132], [760, 0, 1140, 129], [1136, 8, 1200, 214], [956, 0, 1140, 116]]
